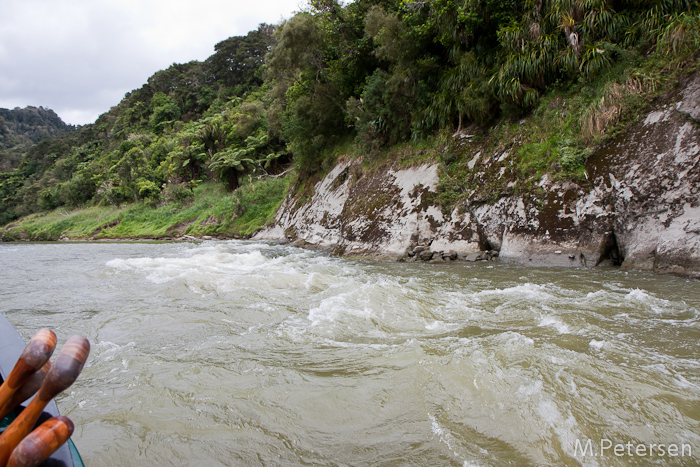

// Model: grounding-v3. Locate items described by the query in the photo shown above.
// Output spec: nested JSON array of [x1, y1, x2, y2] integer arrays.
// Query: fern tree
[[197, 119, 227, 159], [208, 135, 268, 191]]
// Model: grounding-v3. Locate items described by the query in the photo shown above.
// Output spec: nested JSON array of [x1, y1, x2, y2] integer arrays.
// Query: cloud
[[0, 0, 305, 125]]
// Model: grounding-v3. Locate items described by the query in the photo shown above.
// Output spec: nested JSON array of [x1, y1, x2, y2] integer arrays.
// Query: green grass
[[0, 207, 121, 241], [0, 176, 290, 241]]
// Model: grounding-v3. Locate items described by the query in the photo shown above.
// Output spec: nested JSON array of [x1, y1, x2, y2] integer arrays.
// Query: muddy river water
[[1, 241, 699, 466]]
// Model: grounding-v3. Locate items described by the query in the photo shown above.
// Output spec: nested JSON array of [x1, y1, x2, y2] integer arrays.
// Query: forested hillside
[[1, 0, 698, 234], [0, 106, 74, 171]]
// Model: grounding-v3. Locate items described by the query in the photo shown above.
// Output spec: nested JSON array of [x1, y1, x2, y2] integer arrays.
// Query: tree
[[427, 52, 495, 132], [266, 12, 347, 172], [207, 136, 267, 191], [149, 93, 181, 134], [167, 127, 208, 182], [205, 25, 275, 90], [197, 119, 227, 159]]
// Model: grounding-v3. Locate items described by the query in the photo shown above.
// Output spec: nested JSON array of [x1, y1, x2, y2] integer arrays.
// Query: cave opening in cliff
[[478, 237, 494, 252], [598, 231, 623, 266]]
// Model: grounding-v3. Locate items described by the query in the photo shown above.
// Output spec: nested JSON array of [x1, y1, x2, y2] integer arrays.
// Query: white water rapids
[[1, 240, 699, 466]]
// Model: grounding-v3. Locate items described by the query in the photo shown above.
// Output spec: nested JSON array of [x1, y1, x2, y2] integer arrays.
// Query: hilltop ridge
[[0, 106, 74, 170]]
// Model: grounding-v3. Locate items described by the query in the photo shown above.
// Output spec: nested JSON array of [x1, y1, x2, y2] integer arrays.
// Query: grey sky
[[0, 0, 305, 125]]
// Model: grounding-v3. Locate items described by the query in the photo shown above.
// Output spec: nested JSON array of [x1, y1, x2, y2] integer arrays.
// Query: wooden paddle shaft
[[0, 363, 50, 421], [0, 330, 56, 412], [0, 335, 89, 467], [6, 416, 74, 467]]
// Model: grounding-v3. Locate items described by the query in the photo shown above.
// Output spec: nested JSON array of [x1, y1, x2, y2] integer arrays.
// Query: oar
[[0, 335, 89, 466], [0, 330, 57, 415], [0, 363, 50, 421], [6, 416, 74, 467]]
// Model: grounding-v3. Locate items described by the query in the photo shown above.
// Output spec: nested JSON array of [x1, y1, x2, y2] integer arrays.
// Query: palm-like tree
[[208, 149, 256, 191], [207, 135, 268, 191]]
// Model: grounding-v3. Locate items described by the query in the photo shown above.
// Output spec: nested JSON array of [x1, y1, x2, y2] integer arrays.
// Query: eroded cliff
[[256, 75, 700, 278]]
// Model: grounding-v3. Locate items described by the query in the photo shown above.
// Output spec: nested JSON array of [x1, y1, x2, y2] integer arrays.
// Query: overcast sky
[[0, 0, 306, 125]]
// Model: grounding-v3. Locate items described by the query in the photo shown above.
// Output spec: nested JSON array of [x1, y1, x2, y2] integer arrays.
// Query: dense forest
[[0, 107, 74, 171], [1, 0, 698, 231]]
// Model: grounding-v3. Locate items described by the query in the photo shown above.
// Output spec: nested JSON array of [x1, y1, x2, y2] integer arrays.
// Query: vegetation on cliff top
[[1, 0, 699, 239]]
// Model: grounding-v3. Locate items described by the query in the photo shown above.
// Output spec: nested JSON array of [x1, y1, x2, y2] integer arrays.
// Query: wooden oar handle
[[15, 330, 56, 377], [6, 416, 74, 467], [0, 363, 50, 421], [35, 336, 90, 404], [0, 362, 51, 420], [0, 336, 89, 466], [0, 330, 56, 405]]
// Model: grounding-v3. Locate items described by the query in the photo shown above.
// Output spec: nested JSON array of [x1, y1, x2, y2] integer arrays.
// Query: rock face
[[256, 76, 700, 278], [258, 163, 447, 258], [592, 99, 700, 276]]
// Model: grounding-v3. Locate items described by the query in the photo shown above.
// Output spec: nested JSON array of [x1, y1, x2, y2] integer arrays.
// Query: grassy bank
[[0, 176, 290, 241]]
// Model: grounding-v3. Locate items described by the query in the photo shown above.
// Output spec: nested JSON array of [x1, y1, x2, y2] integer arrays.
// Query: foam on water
[[469, 282, 554, 303], [428, 413, 468, 463], [107, 248, 269, 281], [106, 242, 346, 302], [625, 287, 674, 313], [589, 339, 607, 350], [539, 315, 571, 334]]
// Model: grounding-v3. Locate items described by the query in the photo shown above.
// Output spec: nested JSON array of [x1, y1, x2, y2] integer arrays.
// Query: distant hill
[[0, 106, 74, 170]]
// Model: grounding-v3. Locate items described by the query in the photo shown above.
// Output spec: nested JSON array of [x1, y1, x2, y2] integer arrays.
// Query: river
[[0, 241, 699, 466]]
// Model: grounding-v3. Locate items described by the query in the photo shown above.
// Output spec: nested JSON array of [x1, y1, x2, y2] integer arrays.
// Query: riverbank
[[0, 178, 288, 242]]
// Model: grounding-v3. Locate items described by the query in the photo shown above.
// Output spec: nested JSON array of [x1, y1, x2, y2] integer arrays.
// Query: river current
[[0, 241, 699, 466]]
